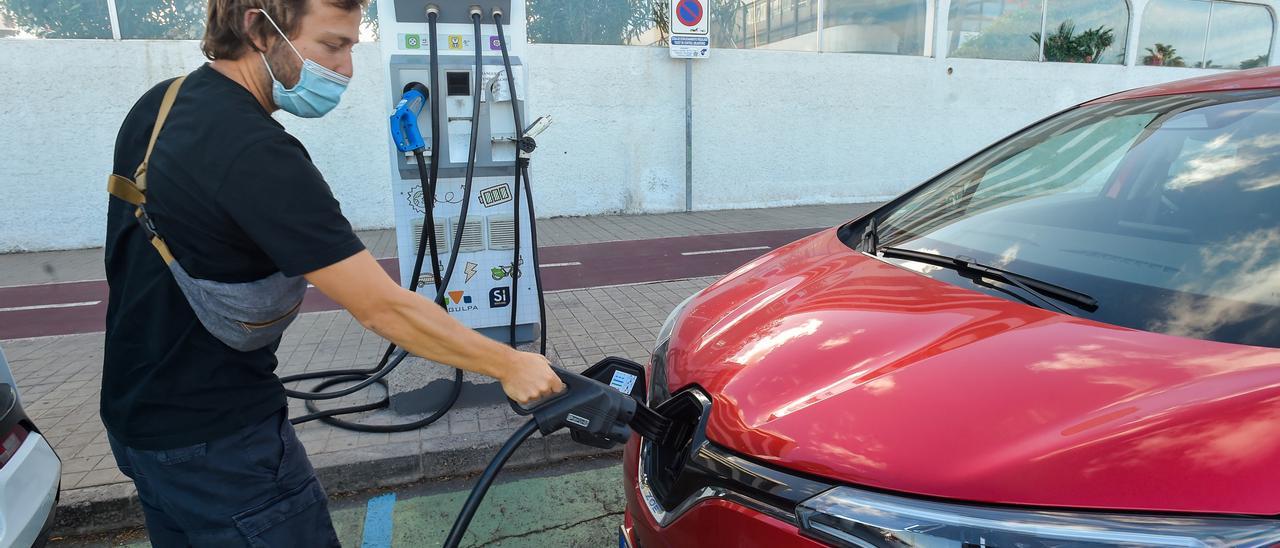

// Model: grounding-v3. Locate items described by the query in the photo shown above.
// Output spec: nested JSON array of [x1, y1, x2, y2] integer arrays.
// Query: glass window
[[1141, 0, 1274, 69], [116, 0, 205, 40], [729, 0, 819, 51], [868, 90, 1280, 348], [1041, 0, 1128, 64], [948, 0, 1045, 61], [822, 0, 928, 55], [949, 0, 1130, 63], [1139, 0, 1209, 67], [711, 0, 763, 48], [0, 0, 113, 39], [1205, 2, 1273, 70], [527, 0, 657, 46]]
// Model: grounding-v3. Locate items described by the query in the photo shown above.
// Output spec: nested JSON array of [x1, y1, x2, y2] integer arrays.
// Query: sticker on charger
[[567, 413, 591, 428], [609, 371, 638, 395]]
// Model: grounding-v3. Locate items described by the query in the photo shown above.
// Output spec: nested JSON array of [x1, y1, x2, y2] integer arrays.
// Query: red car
[[623, 68, 1280, 547]]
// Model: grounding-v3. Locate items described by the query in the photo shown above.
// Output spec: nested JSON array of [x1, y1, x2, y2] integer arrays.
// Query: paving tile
[[78, 467, 129, 488], [60, 455, 107, 475], [60, 471, 89, 491], [449, 415, 480, 435]]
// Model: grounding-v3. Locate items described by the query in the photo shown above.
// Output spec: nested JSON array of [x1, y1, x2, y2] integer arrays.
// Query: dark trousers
[[107, 409, 340, 547]]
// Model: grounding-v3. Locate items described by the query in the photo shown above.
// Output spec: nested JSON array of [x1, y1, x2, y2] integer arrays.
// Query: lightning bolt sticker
[[464, 262, 478, 283]]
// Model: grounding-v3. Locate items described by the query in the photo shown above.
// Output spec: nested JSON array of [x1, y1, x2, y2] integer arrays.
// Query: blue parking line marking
[[361, 492, 397, 548]]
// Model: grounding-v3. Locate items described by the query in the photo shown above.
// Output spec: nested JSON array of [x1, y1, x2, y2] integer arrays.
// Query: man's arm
[[305, 250, 563, 404]]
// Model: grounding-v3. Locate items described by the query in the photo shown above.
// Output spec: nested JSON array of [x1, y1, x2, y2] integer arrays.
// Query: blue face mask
[[257, 9, 350, 118]]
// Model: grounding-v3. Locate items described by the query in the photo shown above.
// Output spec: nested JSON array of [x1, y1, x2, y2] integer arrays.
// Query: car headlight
[[798, 486, 1280, 548], [656, 293, 698, 350], [649, 293, 698, 406]]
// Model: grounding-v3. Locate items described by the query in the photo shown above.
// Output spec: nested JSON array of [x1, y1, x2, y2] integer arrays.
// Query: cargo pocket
[[232, 477, 338, 548]]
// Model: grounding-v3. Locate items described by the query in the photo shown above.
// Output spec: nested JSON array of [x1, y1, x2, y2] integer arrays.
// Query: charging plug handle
[[390, 83, 430, 153], [510, 367, 637, 440]]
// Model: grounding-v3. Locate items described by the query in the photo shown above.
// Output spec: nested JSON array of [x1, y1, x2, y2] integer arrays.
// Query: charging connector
[[444, 357, 672, 548]]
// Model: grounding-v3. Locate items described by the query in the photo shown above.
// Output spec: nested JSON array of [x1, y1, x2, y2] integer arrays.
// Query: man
[[103, 0, 563, 545]]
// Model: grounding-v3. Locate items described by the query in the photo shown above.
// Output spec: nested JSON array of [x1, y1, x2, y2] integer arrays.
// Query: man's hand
[[499, 351, 565, 405]]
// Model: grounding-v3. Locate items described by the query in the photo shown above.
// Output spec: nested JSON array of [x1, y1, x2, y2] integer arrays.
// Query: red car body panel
[[1090, 67, 1280, 104], [661, 229, 1280, 516], [621, 438, 827, 547]]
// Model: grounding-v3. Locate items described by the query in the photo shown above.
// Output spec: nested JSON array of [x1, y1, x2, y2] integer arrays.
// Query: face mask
[[257, 9, 349, 118]]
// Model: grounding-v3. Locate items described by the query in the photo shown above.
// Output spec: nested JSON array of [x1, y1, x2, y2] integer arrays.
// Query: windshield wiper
[[858, 217, 880, 253], [877, 246, 1100, 315]]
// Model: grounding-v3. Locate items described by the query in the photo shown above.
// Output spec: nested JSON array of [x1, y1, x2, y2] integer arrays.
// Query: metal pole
[[816, 0, 825, 51], [793, 0, 799, 38], [1037, 0, 1049, 62], [766, 0, 772, 43], [684, 58, 693, 212], [106, 0, 122, 40], [1200, 1, 1215, 68]]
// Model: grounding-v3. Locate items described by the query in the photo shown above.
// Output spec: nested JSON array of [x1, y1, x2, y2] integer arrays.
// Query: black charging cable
[[443, 363, 673, 548], [494, 11, 549, 356], [281, 7, 487, 431]]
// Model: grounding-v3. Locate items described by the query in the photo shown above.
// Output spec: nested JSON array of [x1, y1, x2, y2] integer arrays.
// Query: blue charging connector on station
[[390, 82, 430, 152]]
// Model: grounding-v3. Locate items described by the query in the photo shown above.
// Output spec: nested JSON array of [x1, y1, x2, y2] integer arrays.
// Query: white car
[[0, 344, 60, 548]]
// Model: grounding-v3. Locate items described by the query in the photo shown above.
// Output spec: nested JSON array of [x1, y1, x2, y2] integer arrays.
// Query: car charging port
[[645, 390, 710, 508]]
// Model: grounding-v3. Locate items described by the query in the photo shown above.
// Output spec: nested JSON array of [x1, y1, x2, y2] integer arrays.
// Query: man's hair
[[202, 0, 366, 61]]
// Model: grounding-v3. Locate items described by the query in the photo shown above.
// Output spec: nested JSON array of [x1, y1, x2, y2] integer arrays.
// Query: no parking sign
[[670, 0, 708, 35], [669, 0, 710, 59]]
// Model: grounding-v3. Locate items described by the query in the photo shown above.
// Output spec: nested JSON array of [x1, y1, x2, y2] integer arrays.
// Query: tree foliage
[[951, 7, 1041, 61], [0, 0, 114, 39], [0, 0, 376, 40], [1031, 21, 1114, 64], [1240, 54, 1269, 70], [1142, 43, 1186, 67], [526, 0, 657, 45]]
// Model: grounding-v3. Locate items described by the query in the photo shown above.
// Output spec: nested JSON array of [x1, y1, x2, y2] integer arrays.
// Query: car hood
[[664, 229, 1280, 515]]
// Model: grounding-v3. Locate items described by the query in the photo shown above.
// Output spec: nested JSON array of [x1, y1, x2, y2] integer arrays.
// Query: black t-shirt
[[103, 64, 365, 450]]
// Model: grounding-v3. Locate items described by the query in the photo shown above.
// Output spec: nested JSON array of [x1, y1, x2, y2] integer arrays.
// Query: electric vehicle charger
[[282, 6, 554, 432], [444, 358, 672, 548], [281, 8, 480, 431]]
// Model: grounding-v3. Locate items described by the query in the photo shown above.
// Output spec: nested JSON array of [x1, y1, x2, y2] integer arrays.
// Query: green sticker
[[404, 34, 421, 49]]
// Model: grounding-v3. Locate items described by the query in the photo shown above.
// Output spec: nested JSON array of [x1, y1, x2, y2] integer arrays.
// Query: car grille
[[639, 388, 831, 527]]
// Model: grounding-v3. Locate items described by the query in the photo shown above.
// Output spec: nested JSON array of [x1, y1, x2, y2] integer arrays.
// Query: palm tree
[[1143, 43, 1186, 67], [1241, 54, 1270, 70], [1077, 26, 1116, 63], [1031, 21, 1115, 63]]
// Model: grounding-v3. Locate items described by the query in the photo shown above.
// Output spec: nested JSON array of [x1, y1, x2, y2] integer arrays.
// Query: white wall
[[0, 39, 1225, 252]]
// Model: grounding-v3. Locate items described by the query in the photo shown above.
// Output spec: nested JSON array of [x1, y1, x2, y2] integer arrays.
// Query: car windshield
[[869, 90, 1280, 349]]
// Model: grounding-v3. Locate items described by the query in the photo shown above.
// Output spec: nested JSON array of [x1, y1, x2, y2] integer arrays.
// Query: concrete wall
[[0, 39, 1224, 252]]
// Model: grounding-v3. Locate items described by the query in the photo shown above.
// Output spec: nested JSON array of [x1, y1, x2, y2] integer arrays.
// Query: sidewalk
[[1, 203, 875, 537]]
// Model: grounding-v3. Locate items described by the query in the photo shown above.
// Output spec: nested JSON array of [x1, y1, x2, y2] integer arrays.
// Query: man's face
[[263, 0, 361, 88]]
